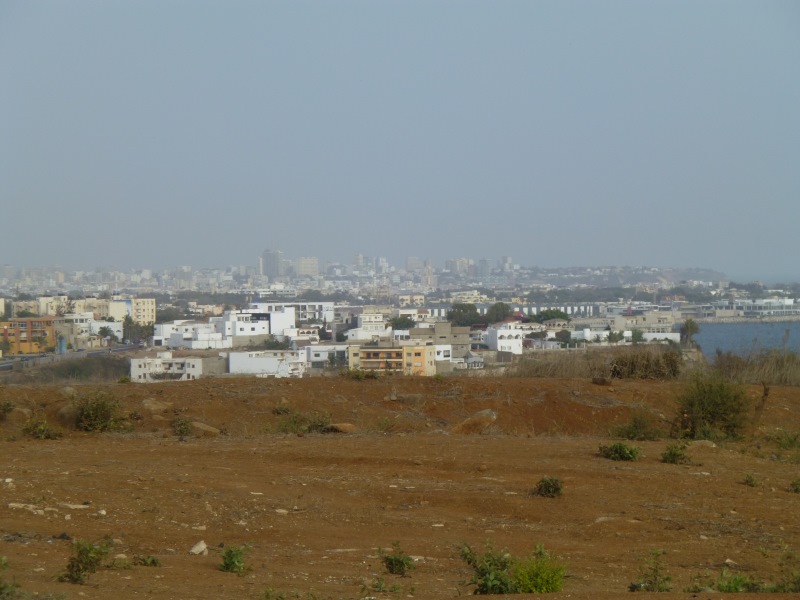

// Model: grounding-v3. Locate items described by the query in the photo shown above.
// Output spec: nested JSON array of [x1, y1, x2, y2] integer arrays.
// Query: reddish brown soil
[[1, 376, 800, 599]]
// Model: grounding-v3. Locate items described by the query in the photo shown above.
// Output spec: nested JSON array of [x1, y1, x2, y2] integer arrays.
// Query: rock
[[56, 405, 78, 428], [323, 423, 357, 434], [5, 407, 31, 426], [189, 540, 208, 555], [190, 421, 220, 437], [690, 440, 717, 448], [114, 553, 127, 560], [451, 409, 497, 435], [142, 398, 171, 413], [60, 386, 77, 399]]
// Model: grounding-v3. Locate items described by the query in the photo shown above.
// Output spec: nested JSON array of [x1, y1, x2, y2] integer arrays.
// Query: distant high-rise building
[[406, 256, 423, 272], [261, 249, 284, 279], [294, 256, 319, 278]]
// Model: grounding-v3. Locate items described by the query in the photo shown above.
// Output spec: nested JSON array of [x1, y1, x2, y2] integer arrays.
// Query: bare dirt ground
[[2, 375, 800, 599]]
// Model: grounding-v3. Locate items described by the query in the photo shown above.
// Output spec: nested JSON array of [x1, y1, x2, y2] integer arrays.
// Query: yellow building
[[348, 343, 436, 376], [0, 317, 57, 355]]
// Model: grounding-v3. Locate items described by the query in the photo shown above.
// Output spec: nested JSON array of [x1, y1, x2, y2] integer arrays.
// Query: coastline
[[694, 315, 800, 324]]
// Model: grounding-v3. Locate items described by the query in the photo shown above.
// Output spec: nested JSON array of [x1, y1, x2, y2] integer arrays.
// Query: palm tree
[[680, 319, 700, 347]]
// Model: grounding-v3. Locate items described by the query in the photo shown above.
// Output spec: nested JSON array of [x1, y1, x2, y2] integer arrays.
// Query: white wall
[[228, 350, 306, 378]]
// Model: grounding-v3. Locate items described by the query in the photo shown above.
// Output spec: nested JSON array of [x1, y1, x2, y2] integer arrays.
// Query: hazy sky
[[2, 1, 798, 281]]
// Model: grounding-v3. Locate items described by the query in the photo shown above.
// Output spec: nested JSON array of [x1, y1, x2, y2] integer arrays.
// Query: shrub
[[611, 413, 662, 441], [742, 474, 759, 487], [277, 411, 331, 434], [380, 541, 415, 576], [513, 545, 565, 593], [133, 554, 161, 567], [661, 443, 690, 465], [74, 391, 130, 432], [716, 569, 763, 592], [0, 556, 21, 600], [599, 442, 640, 461], [459, 543, 564, 594], [0, 402, 13, 422], [172, 417, 192, 441], [220, 545, 249, 575], [530, 476, 563, 498], [342, 369, 380, 380], [22, 416, 62, 440], [59, 539, 110, 584], [673, 373, 751, 440], [790, 480, 800, 493], [629, 549, 671, 592]]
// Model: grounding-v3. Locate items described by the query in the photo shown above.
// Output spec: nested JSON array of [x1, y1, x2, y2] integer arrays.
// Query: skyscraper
[[261, 249, 284, 279]]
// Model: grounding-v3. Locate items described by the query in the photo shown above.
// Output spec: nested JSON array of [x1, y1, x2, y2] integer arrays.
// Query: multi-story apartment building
[[347, 343, 436, 376], [0, 317, 57, 355]]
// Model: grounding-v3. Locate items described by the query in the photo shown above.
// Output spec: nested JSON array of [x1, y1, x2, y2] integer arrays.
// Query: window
[[414, 352, 421, 357]]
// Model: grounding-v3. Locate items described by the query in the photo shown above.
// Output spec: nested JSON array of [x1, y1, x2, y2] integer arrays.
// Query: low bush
[[672, 372, 751, 440], [742, 474, 759, 487], [0, 401, 13, 422], [220, 545, 249, 576], [74, 391, 130, 432], [790, 480, 800, 494], [277, 411, 331, 434], [380, 541, 415, 576], [342, 369, 380, 381], [598, 442, 640, 461], [22, 416, 62, 440], [459, 543, 564, 594], [0, 556, 21, 600], [611, 413, 662, 441], [172, 417, 192, 441], [661, 443, 690, 465], [530, 476, 563, 498], [629, 549, 671, 592], [715, 569, 763, 593], [59, 539, 110, 584], [132, 554, 161, 567]]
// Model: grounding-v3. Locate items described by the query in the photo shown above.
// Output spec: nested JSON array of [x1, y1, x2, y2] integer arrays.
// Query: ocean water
[[693, 321, 800, 360]]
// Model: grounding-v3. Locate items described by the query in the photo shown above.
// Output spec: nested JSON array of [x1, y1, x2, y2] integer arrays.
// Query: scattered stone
[[142, 398, 172, 413], [190, 421, 220, 437], [192, 525, 206, 531], [6, 408, 31, 426], [60, 386, 77, 399], [690, 440, 717, 448], [56, 405, 78, 428], [114, 553, 127, 560], [59, 503, 91, 510], [275, 509, 289, 515], [189, 540, 208, 555], [451, 409, 497, 435]]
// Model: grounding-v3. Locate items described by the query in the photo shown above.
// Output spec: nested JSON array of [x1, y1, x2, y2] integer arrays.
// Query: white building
[[345, 313, 389, 341], [130, 351, 225, 382], [228, 350, 307, 378], [250, 302, 334, 324]]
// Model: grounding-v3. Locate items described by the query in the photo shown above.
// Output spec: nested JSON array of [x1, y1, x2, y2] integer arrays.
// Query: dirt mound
[[1, 375, 799, 598]]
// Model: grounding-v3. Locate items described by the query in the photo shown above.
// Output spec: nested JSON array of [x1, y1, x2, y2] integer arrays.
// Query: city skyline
[[2, 1, 798, 282]]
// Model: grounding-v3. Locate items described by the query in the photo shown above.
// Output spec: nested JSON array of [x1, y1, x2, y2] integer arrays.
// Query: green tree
[[485, 302, 512, 324], [447, 303, 484, 327], [533, 309, 570, 324], [554, 330, 572, 344], [15, 309, 36, 318], [607, 331, 625, 343], [680, 319, 700, 347], [97, 326, 118, 342], [389, 316, 417, 330], [631, 329, 645, 344]]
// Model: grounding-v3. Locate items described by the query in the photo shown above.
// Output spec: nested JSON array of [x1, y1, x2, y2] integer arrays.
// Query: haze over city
[[2, 1, 798, 282]]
